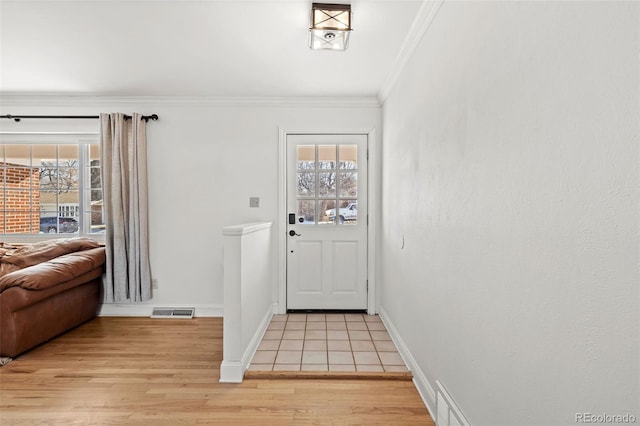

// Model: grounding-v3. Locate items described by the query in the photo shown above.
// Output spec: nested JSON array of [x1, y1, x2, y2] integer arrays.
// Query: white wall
[[380, 1, 639, 425], [0, 97, 381, 315], [221, 222, 273, 382]]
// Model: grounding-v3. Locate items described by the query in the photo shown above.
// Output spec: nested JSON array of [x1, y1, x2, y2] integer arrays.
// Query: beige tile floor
[[248, 313, 409, 373]]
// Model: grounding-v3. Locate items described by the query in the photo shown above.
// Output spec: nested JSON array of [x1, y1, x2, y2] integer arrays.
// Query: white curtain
[[100, 113, 152, 302]]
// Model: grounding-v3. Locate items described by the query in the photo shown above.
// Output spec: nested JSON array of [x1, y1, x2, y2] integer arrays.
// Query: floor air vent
[[151, 307, 195, 319]]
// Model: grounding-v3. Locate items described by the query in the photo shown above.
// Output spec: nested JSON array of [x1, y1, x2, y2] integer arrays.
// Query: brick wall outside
[[0, 162, 41, 233]]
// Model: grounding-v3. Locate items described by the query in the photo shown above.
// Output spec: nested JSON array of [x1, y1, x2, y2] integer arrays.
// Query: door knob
[[289, 230, 300, 236]]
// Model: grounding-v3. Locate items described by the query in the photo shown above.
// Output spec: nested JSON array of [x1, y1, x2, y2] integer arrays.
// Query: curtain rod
[[1, 114, 159, 123]]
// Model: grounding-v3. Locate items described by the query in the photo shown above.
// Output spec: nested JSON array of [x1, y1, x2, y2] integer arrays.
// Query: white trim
[[377, 0, 445, 104], [240, 303, 274, 375], [366, 128, 377, 315], [218, 360, 244, 383], [277, 128, 378, 314], [0, 131, 103, 242], [277, 129, 288, 314], [436, 380, 471, 426], [379, 306, 437, 421], [219, 302, 274, 383], [0, 94, 380, 109], [222, 221, 273, 236], [98, 303, 224, 317]]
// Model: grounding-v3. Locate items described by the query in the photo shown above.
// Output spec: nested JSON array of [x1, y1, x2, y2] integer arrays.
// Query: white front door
[[286, 134, 368, 310]]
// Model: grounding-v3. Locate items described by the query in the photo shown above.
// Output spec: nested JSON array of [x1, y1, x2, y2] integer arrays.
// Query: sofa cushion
[[0, 247, 105, 293], [0, 237, 100, 270]]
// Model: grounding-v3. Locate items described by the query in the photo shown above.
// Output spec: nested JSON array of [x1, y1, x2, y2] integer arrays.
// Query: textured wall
[[380, 1, 639, 425]]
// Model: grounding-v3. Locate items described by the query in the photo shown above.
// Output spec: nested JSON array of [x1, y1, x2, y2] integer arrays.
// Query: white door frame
[[277, 127, 377, 315]]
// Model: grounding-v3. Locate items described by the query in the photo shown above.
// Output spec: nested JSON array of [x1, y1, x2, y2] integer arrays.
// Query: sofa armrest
[[0, 247, 105, 293]]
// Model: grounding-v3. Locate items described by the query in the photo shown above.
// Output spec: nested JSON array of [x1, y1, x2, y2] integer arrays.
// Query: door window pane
[[339, 145, 357, 169], [293, 142, 361, 228], [319, 199, 336, 224], [297, 200, 315, 224], [339, 172, 357, 197], [337, 200, 358, 225], [318, 145, 336, 170], [297, 172, 315, 196], [318, 172, 336, 197], [297, 145, 315, 170]]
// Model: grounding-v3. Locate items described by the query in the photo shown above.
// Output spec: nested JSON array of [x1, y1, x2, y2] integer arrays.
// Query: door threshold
[[286, 309, 367, 314], [245, 370, 413, 381]]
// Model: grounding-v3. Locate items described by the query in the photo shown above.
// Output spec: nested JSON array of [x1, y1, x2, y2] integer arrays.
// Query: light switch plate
[[249, 197, 260, 208]]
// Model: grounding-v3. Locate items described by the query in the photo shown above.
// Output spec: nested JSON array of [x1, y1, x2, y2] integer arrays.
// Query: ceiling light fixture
[[309, 3, 352, 51]]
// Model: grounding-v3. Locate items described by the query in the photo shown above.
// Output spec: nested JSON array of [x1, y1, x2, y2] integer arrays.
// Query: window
[[0, 133, 103, 241], [296, 143, 359, 225]]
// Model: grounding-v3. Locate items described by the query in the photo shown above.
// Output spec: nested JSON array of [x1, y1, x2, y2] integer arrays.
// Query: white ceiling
[[0, 0, 425, 99]]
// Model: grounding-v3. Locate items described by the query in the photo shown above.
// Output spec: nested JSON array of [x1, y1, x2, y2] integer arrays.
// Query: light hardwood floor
[[0, 317, 434, 426]]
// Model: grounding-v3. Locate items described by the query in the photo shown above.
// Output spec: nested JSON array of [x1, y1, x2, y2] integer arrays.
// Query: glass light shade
[[309, 29, 350, 51], [309, 3, 352, 51]]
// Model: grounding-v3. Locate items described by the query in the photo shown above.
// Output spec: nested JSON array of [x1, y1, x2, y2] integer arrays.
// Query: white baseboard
[[98, 303, 224, 317], [436, 380, 471, 426], [379, 306, 437, 422], [240, 303, 275, 374], [219, 361, 244, 383], [219, 302, 275, 383]]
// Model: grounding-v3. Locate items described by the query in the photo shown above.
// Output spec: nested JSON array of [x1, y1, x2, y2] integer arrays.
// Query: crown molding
[[377, 0, 445, 105], [0, 93, 380, 109]]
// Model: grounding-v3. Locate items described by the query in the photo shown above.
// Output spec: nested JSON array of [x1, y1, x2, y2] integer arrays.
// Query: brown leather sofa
[[0, 238, 105, 358]]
